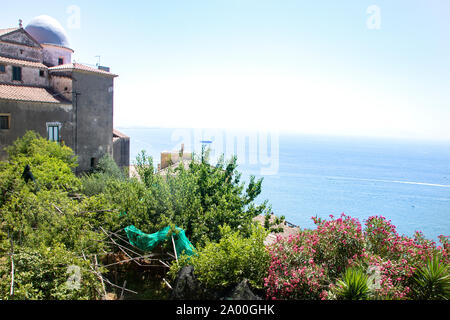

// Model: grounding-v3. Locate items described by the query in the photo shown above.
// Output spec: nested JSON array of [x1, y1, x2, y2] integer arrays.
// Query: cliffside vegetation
[[0, 131, 275, 299], [0, 131, 448, 300]]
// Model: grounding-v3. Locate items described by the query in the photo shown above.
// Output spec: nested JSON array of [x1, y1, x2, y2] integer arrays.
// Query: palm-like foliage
[[412, 255, 450, 300], [334, 267, 370, 300]]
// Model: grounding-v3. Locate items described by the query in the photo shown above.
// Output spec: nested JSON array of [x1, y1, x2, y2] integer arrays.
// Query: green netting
[[124, 225, 196, 257]]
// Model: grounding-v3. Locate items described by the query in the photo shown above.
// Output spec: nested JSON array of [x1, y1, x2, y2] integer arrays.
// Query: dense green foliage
[[0, 131, 80, 205], [0, 131, 273, 300], [104, 149, 272, 247], [80, 154, 127, 197], [0, 132, 108, 300], [2, 131, 447, 301], [169, 224, 270, 290], [333, 267, 370, 300], [411, 254, 450, 300]]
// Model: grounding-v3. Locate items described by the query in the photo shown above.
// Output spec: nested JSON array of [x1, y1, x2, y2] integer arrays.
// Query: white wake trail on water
[[326, 176, 450, 188]]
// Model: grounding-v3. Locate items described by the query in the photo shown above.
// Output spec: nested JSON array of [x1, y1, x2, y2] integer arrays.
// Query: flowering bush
[[264, 214, 449, 300], [265, 214, 365, 299], [312, 214, 365, 278], [264, 231, 329, 300]]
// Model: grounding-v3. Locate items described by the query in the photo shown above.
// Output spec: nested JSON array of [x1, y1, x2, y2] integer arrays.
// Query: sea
[[117, 127, 450, 243]]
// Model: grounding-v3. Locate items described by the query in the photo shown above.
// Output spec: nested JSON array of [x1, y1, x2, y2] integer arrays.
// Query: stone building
[[0, 15, 129, 173]]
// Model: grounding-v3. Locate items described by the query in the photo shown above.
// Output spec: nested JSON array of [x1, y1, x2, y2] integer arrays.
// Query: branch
[[51, 203, 64, 214], [171, 236, 178, 262], [82, 250, 138, 296], [98, 254, 160, 268], [8, 231, 14, 296], [162, 278, 173, 290], [99, 226, 145, 266], [94, 255, 107, 299]]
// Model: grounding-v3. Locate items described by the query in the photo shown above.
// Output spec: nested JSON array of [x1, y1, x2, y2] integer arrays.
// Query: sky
[[2, 0, 450, 141]]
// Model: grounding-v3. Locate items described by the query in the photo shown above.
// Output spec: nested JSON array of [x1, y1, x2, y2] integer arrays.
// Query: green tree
[[169, 224, 270, 290], [111, 149, 272, 247], [0, 131, 108, 300], [80, 154, 127, 196], [0, 131, 80, 207]]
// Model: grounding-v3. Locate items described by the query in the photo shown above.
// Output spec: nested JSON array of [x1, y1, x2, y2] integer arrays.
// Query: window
[[12, 66, 22, 81], [0, 114, 10, 129], [0, 64, 5, 73], [39, 70, 45, 77], [47, 125, 60, 142], [91, 158, 98, 168], [58, 58, 64, 65]]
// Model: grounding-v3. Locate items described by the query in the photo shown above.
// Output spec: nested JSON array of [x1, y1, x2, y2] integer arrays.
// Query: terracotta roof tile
[[253, 214, 300, 245], [113, 129, 129, 139], [0, 55, 47, 69], [0, 84, 69, 104], [49, 63, 117, 77]]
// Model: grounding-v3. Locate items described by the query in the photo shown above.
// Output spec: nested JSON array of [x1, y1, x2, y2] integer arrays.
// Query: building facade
[[0, 16, 129, 173]]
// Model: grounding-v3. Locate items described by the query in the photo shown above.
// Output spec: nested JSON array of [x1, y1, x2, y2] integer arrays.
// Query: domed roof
[[25, 15, 70, 48]]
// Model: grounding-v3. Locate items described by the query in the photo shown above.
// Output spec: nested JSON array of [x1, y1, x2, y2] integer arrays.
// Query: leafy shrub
[[6, 131, 77, 168], [169, 224, 270, 290], [81, 154, 126, 196], [333, 267, 370, 300], [0, 244, 103, 300], [411, 254, 450, 300], [107, 149, 272, 247], [0, 131, 80, 206], [0, 132, 109, 300]]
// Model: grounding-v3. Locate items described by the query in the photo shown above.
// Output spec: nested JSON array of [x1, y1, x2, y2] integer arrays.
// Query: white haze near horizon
[[114, 72, 449, 142]]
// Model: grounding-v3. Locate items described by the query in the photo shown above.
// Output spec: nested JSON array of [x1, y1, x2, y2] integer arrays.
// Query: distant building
[[158, 144, 192, 172], [0, 15, 129, 172]]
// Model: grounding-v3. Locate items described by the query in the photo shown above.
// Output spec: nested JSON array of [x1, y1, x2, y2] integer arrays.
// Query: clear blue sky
[[2, 1, 450, 141]]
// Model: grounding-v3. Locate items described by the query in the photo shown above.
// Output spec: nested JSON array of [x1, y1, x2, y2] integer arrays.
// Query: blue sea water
[[117, 127, 450, 243]]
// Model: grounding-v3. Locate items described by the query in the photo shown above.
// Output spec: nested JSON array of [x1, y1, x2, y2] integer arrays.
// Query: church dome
[[25, 15, 70, 48]]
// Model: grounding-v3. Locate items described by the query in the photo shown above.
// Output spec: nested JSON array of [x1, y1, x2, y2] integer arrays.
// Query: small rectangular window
[[39, 70, 45, 77], [47, 125, 59, 142], [12, 66, 22, 81], [91, 158, 98, 168], [0, 114, 10, 130], [0, 64, 5, 73], [58, 58, 64, 65]]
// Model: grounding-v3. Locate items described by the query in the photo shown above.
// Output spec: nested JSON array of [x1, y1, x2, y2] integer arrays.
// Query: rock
[[171, 267, 262, 300], [171, 266, 204, 300], [225, 279, 262, 300]]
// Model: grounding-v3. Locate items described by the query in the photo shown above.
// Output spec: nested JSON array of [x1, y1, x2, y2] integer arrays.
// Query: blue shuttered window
[[47, 125, 60, 142]]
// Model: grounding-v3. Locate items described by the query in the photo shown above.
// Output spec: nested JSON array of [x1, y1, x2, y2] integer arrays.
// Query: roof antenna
[[19, 19, 23, 28], [95, 55, 101, 67]]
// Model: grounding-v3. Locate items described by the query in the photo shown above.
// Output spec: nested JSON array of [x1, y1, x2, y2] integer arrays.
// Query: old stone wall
[[113, 136, 130, 168], [42, 44, 72, 67], [0, 99, 74, 160], [0, 42, 42, 62], [72, 70, 114, 172], [0, 64, 48, 87], [49, 75, 72, 100]]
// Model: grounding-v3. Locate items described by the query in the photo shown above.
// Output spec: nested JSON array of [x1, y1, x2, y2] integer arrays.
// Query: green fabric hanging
[[124, 225, 196, 257]]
